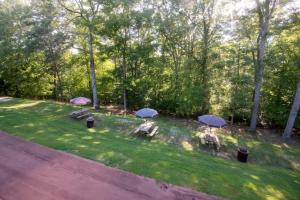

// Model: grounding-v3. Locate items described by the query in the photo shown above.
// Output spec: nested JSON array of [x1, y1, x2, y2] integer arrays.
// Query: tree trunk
[[86, 58, 92, 101], [56, 64, 63, 100], [249, 28, 267, 132], [249, 2, 271, 132], [282, 76, 300, 139], [122, 50, 127, 113], [88, 28, 99, 109], [201, 20, 210, 114], [122, 28, 128, 113], [170, 47, 179, 96], [53, 68, 58, 100]]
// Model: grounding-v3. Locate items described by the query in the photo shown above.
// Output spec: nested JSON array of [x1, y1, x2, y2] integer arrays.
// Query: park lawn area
[[0, 99, 300, 200]]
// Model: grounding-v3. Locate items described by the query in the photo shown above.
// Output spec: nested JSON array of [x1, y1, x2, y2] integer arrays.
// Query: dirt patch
[[103, 105, 135, 115]]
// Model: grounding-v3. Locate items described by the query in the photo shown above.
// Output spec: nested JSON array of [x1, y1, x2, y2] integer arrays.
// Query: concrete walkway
[[0, 132, 223, 200]]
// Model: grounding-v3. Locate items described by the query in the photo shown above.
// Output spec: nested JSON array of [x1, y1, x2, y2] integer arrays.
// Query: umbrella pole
[[208, 125, 212, 135]]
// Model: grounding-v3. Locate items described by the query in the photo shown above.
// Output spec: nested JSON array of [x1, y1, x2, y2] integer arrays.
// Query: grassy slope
[[0, 99, 299, 200]]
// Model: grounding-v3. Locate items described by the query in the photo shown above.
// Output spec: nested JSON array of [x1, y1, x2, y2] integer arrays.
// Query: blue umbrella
[[198, 115, 226, 128], [135, 108, 158, 118]]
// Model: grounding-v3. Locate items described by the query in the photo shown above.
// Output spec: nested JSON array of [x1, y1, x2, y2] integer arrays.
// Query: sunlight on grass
[[82, 136, 93, 140], [1, 101, 40, 109], [272, 144, 282, 148], [265, 186, 285, 200], [0, 99, 300, 200], [77, 144, 87, 148], [222, 135, 238, 144], [181, 141, 194, 151], [56, 137, 72, 142], [63, 133, 73, 137], [250, 175, 260, 180], [245, 182, 258, 193], [87, 128, 96, 133], [245, 140, 260, 148], [97, 128, 110, 134]]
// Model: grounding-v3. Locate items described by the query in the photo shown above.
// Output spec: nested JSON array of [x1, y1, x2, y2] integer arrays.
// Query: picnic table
[[132, 121, 159, 137], [69, 108, 92, 119], [199, 130, 220, 151]]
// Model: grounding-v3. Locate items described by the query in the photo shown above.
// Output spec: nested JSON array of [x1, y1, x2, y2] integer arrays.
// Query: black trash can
[[86, 117, 94, 128], [237, 147, 248, 163]]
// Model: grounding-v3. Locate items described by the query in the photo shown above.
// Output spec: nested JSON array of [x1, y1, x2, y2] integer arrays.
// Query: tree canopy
[[0, 0, 299, 135]]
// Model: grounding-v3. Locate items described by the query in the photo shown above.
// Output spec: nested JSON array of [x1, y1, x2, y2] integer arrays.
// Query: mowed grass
[[0, 99, 300, 200]]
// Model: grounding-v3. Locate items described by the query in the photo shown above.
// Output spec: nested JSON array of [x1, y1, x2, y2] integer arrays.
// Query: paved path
[[0, 132, 223, 200]]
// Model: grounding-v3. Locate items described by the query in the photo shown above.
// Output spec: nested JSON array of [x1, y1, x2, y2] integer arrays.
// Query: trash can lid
[[87, 116, 94, 121], [238, 147, 248, 153]]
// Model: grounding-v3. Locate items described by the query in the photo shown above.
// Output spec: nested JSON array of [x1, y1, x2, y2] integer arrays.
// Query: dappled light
[[250, 175, 260, 181], [81, 136, 93, 140], [0, 0, 299, 162], [1, 98, 300, 199], [181, 141, 194, 151], [1, 101, 41, 109], [77, 144, 87, 148], [87, 128, 97, 133], [244, 183, 286, 200]]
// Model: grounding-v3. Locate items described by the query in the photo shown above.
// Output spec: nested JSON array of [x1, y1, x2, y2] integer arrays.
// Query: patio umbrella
[[198, 115, 226, 128], [70, 97, 91, 105], [135, 108, 158, 118]]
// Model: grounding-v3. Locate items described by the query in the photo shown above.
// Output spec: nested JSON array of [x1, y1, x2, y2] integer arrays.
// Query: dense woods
[[0, 0, 299, 135]]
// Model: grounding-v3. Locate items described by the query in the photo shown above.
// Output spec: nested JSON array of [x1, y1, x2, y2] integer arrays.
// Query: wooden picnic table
[[69, 108, 92, 119], [132, 121, 158, 137]]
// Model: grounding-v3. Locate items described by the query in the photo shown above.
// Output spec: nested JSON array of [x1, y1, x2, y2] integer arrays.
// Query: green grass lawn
[[0, 99, 300, 200]]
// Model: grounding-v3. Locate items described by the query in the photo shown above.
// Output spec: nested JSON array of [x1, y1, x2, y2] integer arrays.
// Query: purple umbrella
[[198, 115, 226, 128], [70, 97, 91, 105]]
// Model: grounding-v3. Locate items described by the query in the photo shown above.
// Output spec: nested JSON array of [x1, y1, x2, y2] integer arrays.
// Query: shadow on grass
[[0, 99, 300, 200]]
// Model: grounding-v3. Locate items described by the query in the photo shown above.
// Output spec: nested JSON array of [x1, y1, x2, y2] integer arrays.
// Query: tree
[[282, 11, 300, 139], [1, 0, 300, 129], [0, 0, 43, 97], [26, 0, 70, 99], [59, 0, 101, 109], [283, 76, 300, 139], [197, 0, 217, 114], [249, 0, 277, 132]]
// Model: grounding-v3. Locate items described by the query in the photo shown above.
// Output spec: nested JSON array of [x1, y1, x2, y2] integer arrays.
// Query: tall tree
[[283, 76, 300, 139], [249, 0, 276, 132], [281, 11, 300, 139], [26, 0, 69, 99], [60, 0, 101, 109], [198, 0, 217, 113]]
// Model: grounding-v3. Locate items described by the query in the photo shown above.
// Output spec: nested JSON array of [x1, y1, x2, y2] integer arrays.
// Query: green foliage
[[262, 15, 300, 127], [0, 0, 299, 127]]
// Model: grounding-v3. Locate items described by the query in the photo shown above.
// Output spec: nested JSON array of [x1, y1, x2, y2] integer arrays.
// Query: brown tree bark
[[88, 28, 99, 109], [282, 76, 300, 139], [201, 19, 210, 114], [249, 0, 276, 132], [122, 48, 127, 113]]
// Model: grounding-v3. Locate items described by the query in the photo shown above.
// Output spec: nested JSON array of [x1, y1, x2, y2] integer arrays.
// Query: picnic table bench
[[132, 121, 159, 137], [69, 108, 92, 119]]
